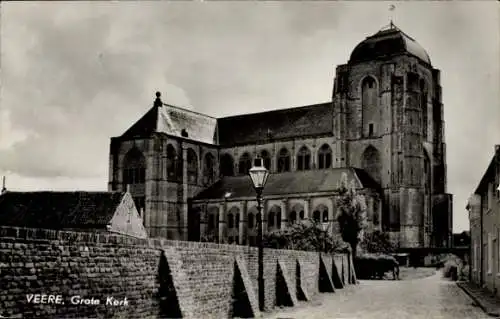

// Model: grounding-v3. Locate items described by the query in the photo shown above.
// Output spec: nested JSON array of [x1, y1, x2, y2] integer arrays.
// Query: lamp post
[[321, 221, 330, 254], [249, 157, 270, 312]]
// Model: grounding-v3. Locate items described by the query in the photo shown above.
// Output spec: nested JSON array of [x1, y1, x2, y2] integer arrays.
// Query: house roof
[[217, 102, 333, 146], [120, 94, 333, 147], [349, 24, 431, 65], [192, 168, 380, 201], [474, 145, 500, 194], [121, 101, 218, 145], [0, 191, 125, 230]]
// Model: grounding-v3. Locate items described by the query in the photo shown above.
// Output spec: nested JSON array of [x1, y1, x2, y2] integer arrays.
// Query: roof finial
[[389, 4, 396, 28], [154, 91, 163, 107]]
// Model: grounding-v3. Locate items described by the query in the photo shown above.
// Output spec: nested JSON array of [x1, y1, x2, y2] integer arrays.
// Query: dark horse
[[356, 254, 400, 280]]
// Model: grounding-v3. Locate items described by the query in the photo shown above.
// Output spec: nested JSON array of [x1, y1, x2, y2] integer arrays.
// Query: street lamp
[[249, 157, 270, 312]]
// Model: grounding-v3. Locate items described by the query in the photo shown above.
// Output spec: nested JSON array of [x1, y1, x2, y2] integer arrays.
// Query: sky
[[1, 1, 499, 233]]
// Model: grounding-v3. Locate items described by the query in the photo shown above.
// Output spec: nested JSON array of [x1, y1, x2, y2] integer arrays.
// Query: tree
[[263, 219, 349, 253], [360, 230, 397, 254], [336, 173, 367, 260]]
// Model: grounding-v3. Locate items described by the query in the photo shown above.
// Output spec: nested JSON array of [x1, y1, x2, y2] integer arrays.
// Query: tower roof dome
[[349, 24, 431, 65]]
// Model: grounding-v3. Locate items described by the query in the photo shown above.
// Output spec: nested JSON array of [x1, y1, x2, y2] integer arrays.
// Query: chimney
[[1, 176, 6, 194], [126, 184, 131, 193]]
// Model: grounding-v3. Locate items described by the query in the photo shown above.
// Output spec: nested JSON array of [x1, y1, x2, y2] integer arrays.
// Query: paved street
[[266, 271, 489, 319]]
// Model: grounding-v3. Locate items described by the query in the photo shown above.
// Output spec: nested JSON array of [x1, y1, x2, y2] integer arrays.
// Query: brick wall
[[0, 226, 354, 319]]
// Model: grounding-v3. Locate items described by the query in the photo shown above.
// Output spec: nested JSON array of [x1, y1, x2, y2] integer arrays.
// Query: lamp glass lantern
[[249, 158, 270, 190]]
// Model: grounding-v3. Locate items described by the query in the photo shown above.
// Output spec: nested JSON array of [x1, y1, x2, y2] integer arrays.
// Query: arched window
[[228, 213, 234, 229], [313, 210, 321, 223], [420, 79, 428, 139], [318, 144, 332, 169], [248, 213, 254, 229], [373, 200, 379, 226], [123, 148, 146, 186], [208, 214, 215, 231], [220, 153, 235, 177], [361, 76, 379, 137], [256, 213, 261, 229], [203, 153, 215, 185], [297, 146, 311, 171], [166, 144, 178, 181], [238, 153, 252, 175], [299, 210, 305, 220], [235, 212, 240, 229], [187, 148, 198, 184], [289, 211, 297, 224], [361, 145, 382, 184], [268, 211, 275, 227], [260, 150, 271, 170], [277, 148, 291, 172], [267, 205, 280, 230], [322, 210, 329, 222]]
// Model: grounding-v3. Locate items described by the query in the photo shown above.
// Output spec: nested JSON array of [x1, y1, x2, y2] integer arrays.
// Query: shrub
[[360, 230, 398, 254], [263, 219, 349, 253]]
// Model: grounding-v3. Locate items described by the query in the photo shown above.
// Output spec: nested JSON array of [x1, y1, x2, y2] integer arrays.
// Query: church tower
[[332, 24, 452, 248]]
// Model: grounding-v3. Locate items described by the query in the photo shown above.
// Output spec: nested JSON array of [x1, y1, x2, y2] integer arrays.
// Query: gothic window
[[248, 213, 254, 229], [268, 211, 275, 227], [299, 210, 305, 220], [166, 144, 179, 181], [361, 145, 381, 184], [322, 210, 328, 222], [235, 212, 240, 229], [228, 213, 234, 229], [187, 148, 198, 184], [220, 153, 235, 177], [123, 148, 146, 186], [297, 146, 311, 171], [133, 197, 145, 218], [289, 211, 297, 224], [399, 160, 403, 184], [208, 214, 215, 231], [362, 76, 379, 137], [420, 79, 429, 139], [203, 153, 215, 185], [318, 144, 332, 169], [267, 205, 280, 229], [277, 148, 291, 172], [313, 210, 321, 223], [238, 153, 252, 175], [260, 150, 271, 170], [424, 151, 431, 195]]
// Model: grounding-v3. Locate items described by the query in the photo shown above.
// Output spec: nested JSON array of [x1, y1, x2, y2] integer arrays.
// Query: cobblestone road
[[266, 271, 489, 319]]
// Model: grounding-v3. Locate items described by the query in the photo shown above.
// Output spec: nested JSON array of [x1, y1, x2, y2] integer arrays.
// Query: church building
[[107, 24, 453, 249]]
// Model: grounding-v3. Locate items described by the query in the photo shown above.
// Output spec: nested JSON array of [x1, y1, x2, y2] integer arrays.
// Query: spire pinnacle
[[154, 91, 163, 107], [389, 4, 396, 28]]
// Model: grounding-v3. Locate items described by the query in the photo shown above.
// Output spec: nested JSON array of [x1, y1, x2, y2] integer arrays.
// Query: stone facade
[[468, 145, 500, 295], [108, 25, 453, 249]]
